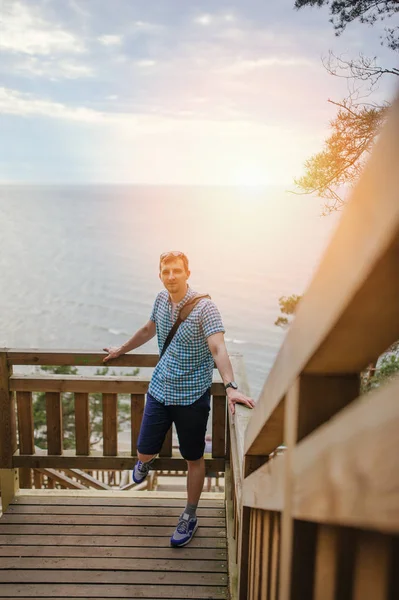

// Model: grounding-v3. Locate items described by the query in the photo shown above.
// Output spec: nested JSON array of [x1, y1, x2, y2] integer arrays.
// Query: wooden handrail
[[244, 96, 399, 458], [227, 94, 399, 600], [0, 350, 229, 506]]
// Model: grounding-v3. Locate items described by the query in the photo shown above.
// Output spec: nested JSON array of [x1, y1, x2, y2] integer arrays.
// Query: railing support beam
[[0, 351, 19, 510]]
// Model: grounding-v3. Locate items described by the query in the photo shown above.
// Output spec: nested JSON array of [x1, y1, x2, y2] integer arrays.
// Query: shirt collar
[[169, 285, 195, 310]]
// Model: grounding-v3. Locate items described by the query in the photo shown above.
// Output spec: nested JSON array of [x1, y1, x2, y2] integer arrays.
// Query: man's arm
[[103, 319, 156, 363], [207, 332, 255, 414]]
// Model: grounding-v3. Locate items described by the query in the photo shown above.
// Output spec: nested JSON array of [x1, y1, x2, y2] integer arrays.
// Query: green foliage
[[33, 364, 139, 450], [294, 102, 386, 214], [294, 1, 399, 50], [362, 354, 399, 392], [274, 294, 302, 327]]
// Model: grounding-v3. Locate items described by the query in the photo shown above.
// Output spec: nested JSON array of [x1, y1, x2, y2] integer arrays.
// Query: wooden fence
[[226, 94, 399, 599], [0, 351, 227, 510]]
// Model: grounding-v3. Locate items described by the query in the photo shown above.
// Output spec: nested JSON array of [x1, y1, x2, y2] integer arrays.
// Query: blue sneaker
[[132, 456, 156, 484], [170, 513, 198, 547]]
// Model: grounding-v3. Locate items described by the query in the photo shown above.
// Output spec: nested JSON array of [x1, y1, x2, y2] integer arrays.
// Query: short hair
[[159, 251, 189, 273]]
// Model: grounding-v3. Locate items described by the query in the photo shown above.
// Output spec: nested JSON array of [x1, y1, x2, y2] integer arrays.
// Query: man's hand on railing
[[226, 389, 255, 415], [102, 346, 122, 363]]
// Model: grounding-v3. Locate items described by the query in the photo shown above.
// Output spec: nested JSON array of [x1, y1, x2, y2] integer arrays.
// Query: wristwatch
[[224, 381, 238, 391]]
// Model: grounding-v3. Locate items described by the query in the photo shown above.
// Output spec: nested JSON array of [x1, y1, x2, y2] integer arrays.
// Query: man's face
[[159, 257, 190, 296]]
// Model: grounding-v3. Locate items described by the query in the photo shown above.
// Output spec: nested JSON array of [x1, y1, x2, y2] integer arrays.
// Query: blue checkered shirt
[[148, 286, 225, 405]]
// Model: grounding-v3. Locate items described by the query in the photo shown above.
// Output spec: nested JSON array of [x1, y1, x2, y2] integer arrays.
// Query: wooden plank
[[313, 525, 339, 600], [212, 395, 226, 458], [248, 508, 255, 600], [159, 425, 172, 457], [0, 545, 227, 560], [0, 557, 227, 585], [74, 393, 89, 455], [0, 469, 19, 513], [353, 531, 391, 600], [237, 505, 250, 600], [0, 584, 227, 599], [0, 524, 226, 537], [12, 455, 225, 472], [18, 468, 32, 489], [6, 350, 160, 367], [60, 469, 111, 490], [244, 95, 399, 457], [10, 375, 225, 396], [227, 408, 243, 512], [252, 509, 262, 600], [16, 391, 34, 454], [292, 376, 399, 533], [36, 469, 86, 490], [0, 514, 225, 527], [45, 392, 63, 455], [0, 569, 227, 586], [33, 470, 42, 489], [0, 533, 227, 548], [0, 352, 16, 468], [6, 504, 224, 517], [242, 453, 285, 511], [278, 381, 298, 600], [102, 393, 117, 456], [260, 511, 271, 600], [0, 555, 227, 572], [11, 495, 224, 507], [131, 393, 144, 455], [269, 512, 280, 600]]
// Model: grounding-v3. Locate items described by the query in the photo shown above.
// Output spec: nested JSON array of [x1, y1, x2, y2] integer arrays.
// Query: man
[[103, 250, 254, 547]]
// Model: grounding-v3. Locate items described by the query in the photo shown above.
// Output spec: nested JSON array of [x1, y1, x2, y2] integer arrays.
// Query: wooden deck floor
[[0, 492, 228, 599]]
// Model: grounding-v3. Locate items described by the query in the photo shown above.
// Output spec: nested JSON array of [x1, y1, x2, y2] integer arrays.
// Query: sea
[[0, 184, 341, 400]]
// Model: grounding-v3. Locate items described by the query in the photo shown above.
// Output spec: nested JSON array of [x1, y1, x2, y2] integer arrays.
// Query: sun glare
[[234, 163, 270, 186]]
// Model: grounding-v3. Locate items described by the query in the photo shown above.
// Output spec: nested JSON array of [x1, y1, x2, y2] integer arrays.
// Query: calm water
[[0, 185, 340, 398]]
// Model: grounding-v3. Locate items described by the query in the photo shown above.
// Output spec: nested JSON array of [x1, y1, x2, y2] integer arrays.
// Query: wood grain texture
[[102, 393, 117, 456], [244, 95, 399, 457], [130, 393, 144, 455], [45, 393, 63, 455], [212, 395, 226, 458], [74, 393, 89, 455], [292, 376, 399, 533], [16, 392, 34, 454], [0, 494, 228, 599], [0, 352, 16, 467], [10, 375, 225, 396]]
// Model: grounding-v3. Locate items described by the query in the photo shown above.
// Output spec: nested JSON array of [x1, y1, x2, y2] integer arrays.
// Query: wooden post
[[103, 393, 117, 456], [212, 394, 227, 458], [238, 505, 251, 600], [16, 390, 34, 489], [0, 351, 19, 511], [279, 374, 360, 600]]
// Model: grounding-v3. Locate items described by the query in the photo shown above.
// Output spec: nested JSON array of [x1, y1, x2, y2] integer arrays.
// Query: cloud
[[194, 14, 213, 26], [135, 60, 157, 68], [98, 35, 123, 46], [0, 0, 85, 55], [10, 57, 94, 79], [0, 87, 102, 122], [221, 57, 315, 74]]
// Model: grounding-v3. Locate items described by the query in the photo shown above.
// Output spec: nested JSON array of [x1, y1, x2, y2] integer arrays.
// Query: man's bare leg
[[187, 456, 205, 505], [137, 452, 156, 463]]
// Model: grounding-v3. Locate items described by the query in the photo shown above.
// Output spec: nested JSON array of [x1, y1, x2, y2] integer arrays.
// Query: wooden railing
[[227, 94, 399, 600], [0, 350, 227, 510]]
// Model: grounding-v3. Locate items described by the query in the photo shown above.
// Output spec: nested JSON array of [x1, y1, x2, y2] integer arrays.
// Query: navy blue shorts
[[137, 389, 211, 461]]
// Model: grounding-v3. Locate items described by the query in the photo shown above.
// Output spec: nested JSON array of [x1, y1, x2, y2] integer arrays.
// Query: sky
[[0, 0, 397, 185]]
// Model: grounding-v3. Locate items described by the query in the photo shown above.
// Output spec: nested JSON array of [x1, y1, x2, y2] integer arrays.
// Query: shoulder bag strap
[[160, 294, 211, 358]]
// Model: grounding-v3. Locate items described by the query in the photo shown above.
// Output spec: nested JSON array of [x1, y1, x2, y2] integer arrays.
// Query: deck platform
[[0, 491, 228, 599]]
